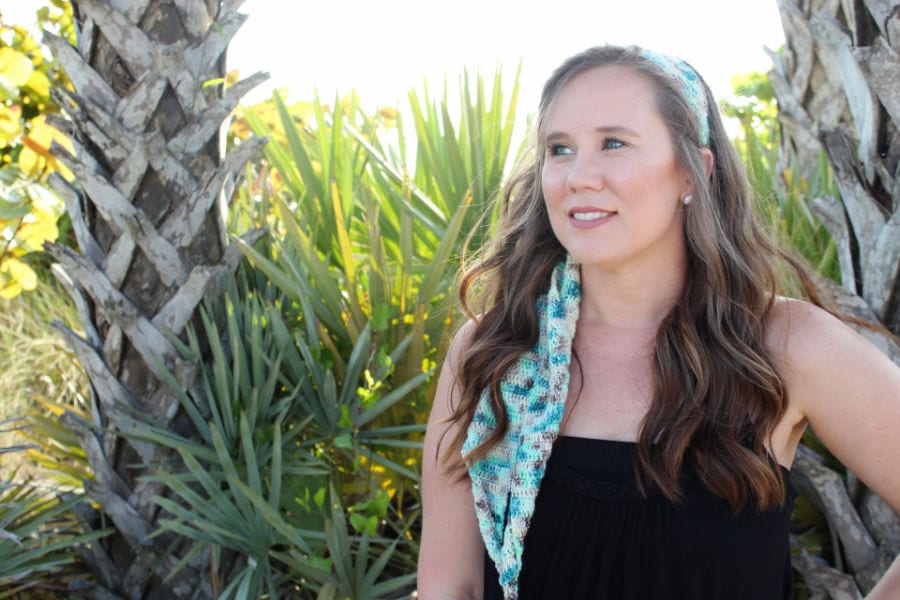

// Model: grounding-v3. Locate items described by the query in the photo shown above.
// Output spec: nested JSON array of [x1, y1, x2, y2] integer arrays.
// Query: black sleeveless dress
[[484, 436, 797, 599]]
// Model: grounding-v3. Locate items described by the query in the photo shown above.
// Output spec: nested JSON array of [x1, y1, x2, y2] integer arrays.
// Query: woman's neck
[[577, 258, 686, 331]]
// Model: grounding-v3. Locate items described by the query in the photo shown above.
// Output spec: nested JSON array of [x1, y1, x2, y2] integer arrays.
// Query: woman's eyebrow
[[544, 125, 640, 142]]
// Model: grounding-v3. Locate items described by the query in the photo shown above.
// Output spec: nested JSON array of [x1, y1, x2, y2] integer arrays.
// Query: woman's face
[[541, 65, 691, 274]]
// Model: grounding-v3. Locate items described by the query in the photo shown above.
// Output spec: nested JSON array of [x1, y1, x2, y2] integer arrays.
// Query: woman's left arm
[[776, 300, 900, 599], [866, 556, 900, 600]]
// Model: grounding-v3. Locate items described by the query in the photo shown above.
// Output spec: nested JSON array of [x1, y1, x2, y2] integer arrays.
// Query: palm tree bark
[[770, 0, 900, 596], [44, 0, 266, 597]]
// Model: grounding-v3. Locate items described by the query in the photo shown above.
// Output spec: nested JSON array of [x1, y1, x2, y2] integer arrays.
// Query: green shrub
[[119, 69, 521, 597]]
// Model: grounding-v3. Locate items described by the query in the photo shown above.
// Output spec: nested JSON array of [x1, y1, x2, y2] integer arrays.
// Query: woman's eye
[[548, 144, 573, 156], [603, 138, 625, 150]]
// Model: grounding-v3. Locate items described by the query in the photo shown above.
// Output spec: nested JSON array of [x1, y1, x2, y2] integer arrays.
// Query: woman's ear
[[700, 147, 714, 180]]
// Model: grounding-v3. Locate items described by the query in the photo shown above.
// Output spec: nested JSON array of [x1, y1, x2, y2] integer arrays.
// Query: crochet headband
[[637, 48, 711, 146]]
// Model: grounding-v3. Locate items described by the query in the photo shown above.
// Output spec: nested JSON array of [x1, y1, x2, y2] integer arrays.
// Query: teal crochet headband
[[637, 48, 710, 146]]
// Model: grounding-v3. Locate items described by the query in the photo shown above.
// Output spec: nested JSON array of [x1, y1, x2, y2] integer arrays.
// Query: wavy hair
[[441, 45, 833, 512]]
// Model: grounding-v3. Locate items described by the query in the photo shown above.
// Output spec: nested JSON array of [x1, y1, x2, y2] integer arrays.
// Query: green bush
[[0, 478, 108, 598], [122, 69, 521, 598]]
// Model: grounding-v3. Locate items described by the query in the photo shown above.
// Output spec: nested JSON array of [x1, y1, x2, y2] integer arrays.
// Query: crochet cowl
[[463, 255, 581, 600]]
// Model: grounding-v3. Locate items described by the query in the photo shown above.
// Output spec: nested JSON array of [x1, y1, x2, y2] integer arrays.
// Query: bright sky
[[4, 0, 786, 113], [226, 0, 786, 110]]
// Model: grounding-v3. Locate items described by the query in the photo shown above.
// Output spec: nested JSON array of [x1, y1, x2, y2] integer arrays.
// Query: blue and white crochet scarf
[[463, 255, 581, 600]]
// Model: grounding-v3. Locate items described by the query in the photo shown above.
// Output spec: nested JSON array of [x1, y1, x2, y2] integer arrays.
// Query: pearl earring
[[682, 194, 693, 205]]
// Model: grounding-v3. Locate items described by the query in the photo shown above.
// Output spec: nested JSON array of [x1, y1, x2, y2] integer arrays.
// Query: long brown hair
[[443, 45, 827, 511]]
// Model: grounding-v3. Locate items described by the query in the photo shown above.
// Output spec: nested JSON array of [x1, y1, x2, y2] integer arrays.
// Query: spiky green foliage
[[0, 479, 109, 598], [724, 72, 840, 283], [108, 69, 522, 597], [233, 68, 520, 502]]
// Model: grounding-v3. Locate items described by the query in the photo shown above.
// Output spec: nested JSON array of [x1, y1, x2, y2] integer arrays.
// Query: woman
[[418, 45, 900, 599]]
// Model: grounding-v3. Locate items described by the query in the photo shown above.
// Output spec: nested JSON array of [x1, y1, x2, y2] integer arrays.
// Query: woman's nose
[[566, 153, 605, 192]]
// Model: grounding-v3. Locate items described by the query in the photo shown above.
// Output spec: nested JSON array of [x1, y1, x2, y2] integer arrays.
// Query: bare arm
[[418, 323, 484, 599], [866, 554, 900, 600], [775, 301, 900, 599]]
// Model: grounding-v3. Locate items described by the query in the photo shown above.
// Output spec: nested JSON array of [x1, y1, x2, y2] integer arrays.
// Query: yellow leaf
[[18, 206, 59, 249], [11, 28, 39, 56], [18, 142, 42, 178], [0, 278, 23, 299], [26, 114, 74, 152], [0, 47, 34, 88], [0, 104, 23, 147], [1, 257, 37, 292], [0, 49, 32, 103], [18, 114, 74, 179], [24, 69, 51, 99]]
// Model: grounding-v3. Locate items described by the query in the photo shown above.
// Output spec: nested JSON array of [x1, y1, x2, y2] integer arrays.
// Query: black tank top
[[484, 436, 797, 599]]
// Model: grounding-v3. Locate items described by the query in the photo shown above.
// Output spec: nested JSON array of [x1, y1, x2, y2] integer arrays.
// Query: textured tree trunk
[[770, 0, 900, 597], [45, 0, 266, 597]]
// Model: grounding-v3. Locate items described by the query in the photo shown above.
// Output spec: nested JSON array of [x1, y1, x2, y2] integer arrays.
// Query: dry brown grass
[[0, 277, 88, 481]]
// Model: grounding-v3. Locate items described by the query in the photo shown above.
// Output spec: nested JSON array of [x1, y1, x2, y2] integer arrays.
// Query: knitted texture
[[463, 256, 581, 600], [637, 48, 710, 146]]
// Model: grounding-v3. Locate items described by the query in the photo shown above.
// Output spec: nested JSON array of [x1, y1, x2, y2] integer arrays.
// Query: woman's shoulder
[[765, 296, 900, 414], [765, 296, 850, 356], [436, 318, 482, 387], [765, 302, 900, 513], [447, 318, 479, 358]]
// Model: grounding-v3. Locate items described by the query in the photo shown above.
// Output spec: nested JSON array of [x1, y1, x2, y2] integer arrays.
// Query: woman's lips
[[568, 208, 616, 228]]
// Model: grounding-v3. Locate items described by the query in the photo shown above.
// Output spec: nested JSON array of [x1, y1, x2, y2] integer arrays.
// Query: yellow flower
[[377, 106, 398, 128], [289, 100, 315, 125]]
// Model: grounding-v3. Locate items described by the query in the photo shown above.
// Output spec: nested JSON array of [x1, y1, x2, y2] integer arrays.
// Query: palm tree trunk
[[45, 0, 266, 597], [770, 0, 900, 597]]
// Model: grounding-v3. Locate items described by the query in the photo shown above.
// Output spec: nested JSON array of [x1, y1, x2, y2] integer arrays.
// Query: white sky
[[227, 0, 786, 110], [4, 0, 786, 112]]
